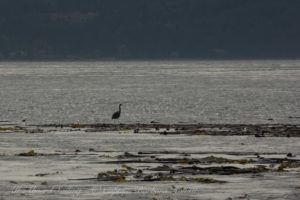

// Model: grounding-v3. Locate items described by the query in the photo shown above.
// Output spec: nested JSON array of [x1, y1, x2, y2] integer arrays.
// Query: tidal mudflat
[[0, 121, 300, 200]]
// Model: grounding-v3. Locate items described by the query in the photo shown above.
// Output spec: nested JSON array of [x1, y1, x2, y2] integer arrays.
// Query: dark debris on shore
[[68, 150, 300, 183], [33, 123, 300, 137]]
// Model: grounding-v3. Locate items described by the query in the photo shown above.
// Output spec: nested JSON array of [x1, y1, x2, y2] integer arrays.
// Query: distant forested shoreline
[[0, 0, 300, 59]]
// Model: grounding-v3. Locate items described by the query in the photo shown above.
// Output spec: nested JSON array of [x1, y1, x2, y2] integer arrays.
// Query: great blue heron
[[112, 104, 122, 122]]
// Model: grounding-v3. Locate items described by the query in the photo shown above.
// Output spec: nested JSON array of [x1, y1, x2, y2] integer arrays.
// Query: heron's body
[[112, 104, 122, 120]]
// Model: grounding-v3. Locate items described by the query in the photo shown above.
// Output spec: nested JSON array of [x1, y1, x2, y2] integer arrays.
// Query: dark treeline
[[0, 0, 300, 59]]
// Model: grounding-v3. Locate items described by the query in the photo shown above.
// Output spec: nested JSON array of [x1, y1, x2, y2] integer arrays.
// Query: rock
[[144, 175, 153, 181], [160, 131, 168, 135], [255, 133, 264, 137], [286, 153, 293, 157]]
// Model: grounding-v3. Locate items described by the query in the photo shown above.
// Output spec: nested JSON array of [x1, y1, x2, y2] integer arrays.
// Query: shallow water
[[0, 60, 299, 124]]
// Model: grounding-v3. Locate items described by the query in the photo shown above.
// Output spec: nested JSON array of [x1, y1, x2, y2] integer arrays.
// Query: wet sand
[[0, 121, 300, 199]]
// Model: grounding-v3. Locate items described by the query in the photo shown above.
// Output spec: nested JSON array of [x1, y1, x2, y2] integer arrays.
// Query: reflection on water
[[0, 60, 299, 124]]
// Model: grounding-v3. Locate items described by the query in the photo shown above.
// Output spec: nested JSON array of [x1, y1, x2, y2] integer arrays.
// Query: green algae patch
[[15, 150, 60, 157], [15, 150, 36, 156], [121, 164, 129, 168], [278, 161, 300, 170], [0, 127, 23, 132], [41, 182, 48, 185], [179, 159, 188, 164], [197, 132, 208, 135], [95, 165, 227, 183], [114, 177, 127, 182], [192, 177, 220, 183], [70, 124, 85, 128]]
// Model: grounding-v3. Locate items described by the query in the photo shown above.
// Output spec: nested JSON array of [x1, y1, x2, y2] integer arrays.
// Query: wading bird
[[112, 104, 122, 122]]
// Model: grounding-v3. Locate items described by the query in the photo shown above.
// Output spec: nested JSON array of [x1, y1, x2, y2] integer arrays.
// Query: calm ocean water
[[0, 60, 299, 124]]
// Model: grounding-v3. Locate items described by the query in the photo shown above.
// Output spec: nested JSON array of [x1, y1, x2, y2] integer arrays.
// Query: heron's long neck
[[119, 105, 121, 113]]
